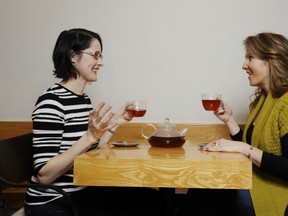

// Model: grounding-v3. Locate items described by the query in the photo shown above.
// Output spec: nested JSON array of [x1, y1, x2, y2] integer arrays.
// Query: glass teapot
[[141, 118, 188, 148]]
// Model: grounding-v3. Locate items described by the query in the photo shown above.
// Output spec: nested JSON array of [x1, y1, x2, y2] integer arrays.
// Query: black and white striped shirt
[[25, 84, 98, 205]]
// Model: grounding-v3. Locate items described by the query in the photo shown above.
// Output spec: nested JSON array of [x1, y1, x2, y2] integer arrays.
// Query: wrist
[[108, 129, 115, 134], [224, 116, 236, 125], [82, 131, 100, 148], [107, 124, 119, 134], [241, 144, 253, 159], [225, 118, 241, 136]]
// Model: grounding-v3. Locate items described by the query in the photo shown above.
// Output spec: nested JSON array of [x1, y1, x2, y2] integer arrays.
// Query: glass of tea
[[127, 100, 147, 117], [201, 93, 222, 111]]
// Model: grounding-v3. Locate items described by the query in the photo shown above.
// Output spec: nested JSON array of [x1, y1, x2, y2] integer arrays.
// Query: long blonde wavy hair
[[243, 32, 288, 110]]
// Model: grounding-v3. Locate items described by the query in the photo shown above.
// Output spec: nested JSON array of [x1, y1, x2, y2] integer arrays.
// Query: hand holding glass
[[127, 100, 147, 117], [201, 93, 222, 111]]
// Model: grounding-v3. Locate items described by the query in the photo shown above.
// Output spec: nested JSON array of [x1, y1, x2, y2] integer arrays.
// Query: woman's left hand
[[110, 101, 133, 126], [200, 138, 244, 153]]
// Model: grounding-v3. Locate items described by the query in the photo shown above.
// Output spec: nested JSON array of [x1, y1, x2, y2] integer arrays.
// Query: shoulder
[[277, 92, 288, 108], [276, 92, 288, 135], [34, 84, 67, 109], [41, 84, 72, 97], [275, 92, 288, 122], [34, 83, 91, 110], [279, 91, 288, 99], [36, 84, 73, 103]]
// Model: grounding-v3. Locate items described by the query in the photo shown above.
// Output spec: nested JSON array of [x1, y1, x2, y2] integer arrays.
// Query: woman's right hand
[[87, 102, 117, 140], [213, 101, 233, 123]]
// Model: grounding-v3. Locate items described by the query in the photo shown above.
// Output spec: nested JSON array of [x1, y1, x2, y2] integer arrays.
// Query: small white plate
[[111, 141, 139, 147]]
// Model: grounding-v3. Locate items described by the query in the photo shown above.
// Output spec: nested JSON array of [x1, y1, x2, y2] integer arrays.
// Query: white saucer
[[111, 141, 139, 147]]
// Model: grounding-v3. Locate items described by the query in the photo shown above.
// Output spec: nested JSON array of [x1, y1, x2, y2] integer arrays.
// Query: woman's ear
[[70, 50, 76, 65]]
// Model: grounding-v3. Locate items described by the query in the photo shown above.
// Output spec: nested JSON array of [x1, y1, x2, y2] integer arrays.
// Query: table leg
[[159, 188, 175, 216]]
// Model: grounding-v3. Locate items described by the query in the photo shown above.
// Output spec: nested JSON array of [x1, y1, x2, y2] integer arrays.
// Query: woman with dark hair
[[24, 28, 161, 216]]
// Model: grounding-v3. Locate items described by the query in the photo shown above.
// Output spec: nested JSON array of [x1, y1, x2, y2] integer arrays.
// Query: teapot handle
[[141, 123, 157, 139]]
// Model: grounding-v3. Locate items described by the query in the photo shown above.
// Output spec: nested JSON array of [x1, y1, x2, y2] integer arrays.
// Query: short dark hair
[[52, 28, 103, 80]]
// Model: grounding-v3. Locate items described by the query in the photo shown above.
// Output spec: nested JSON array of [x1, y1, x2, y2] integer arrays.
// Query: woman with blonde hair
[[202, 32, 288, 216], [179, 32, 288, 216]]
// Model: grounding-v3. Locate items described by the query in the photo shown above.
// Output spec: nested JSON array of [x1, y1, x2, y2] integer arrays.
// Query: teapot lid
[[155, 118, 180, 137], [158, 118, 175, 129]]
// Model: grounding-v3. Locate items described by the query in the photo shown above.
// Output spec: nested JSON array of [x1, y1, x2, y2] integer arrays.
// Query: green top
[[243, 91, 288, 216]]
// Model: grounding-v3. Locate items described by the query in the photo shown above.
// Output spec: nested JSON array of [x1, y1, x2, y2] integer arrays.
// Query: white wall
[[1, 0, 287, 124]]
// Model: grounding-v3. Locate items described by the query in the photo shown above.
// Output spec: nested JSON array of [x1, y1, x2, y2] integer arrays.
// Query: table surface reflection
[[73, 140, 252, 189]]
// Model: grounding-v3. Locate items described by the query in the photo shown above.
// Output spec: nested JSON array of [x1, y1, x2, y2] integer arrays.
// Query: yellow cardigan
[[243, 92, 288, 216]]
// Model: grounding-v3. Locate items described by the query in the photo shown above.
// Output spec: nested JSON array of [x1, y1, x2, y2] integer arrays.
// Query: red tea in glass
[[127, 109, 147, 117], [201, 93, 222, 111], [202, 99, 221, 111], [128, 100, 147, 117]]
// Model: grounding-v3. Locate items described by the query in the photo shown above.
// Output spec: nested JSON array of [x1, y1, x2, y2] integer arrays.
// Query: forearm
[[260, 152, 288, 180], [224, 117, 241, 136], [258, 134, 288, 180], [37, 132, 98, 184], [239, 144, 263, 167], [98, 126, 119, 147]]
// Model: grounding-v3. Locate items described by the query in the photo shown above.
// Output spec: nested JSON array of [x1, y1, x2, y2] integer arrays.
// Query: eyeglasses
[[80, 51, 103, 60]]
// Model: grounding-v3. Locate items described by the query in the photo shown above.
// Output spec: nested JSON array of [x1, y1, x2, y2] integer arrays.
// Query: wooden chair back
[[0, 133, 33, 186], [0, 133, 78, 216]]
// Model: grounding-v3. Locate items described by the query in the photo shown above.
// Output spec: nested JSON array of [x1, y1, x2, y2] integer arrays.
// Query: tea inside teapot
[[148, 135, 185, 148], [141, 118, 187, 148]]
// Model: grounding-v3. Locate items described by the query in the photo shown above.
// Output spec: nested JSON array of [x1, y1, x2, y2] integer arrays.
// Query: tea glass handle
[[141, 123, 157, 139]]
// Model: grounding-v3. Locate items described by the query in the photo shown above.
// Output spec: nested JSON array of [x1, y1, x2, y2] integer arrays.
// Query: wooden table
[[74, 140, 252, 215], [73, 140, 252, 189]]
